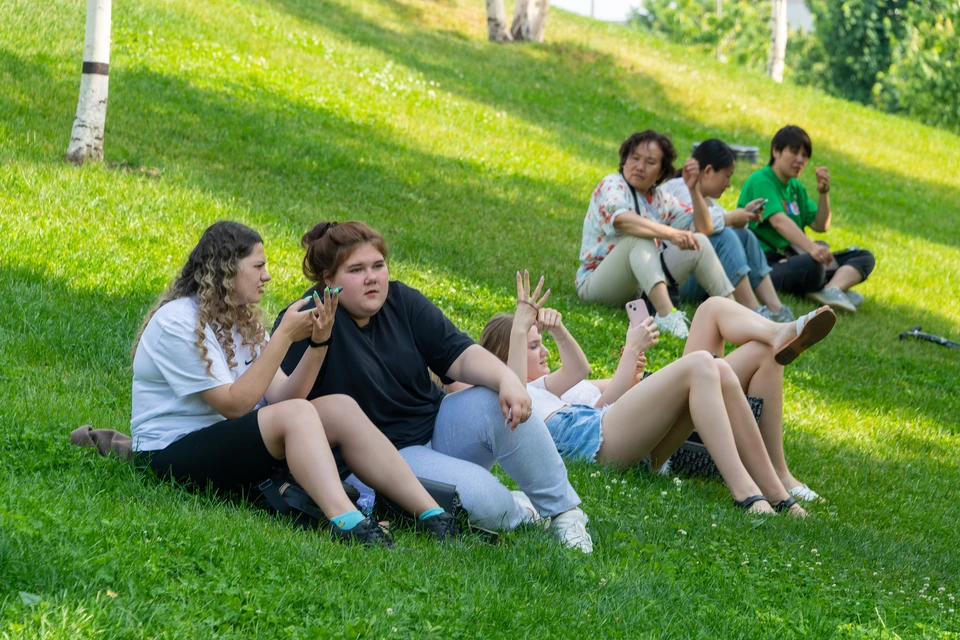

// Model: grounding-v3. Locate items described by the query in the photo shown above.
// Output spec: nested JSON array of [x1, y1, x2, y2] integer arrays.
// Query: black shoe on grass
[[330, 517, 394, 548], [416, 512, 460, 542]]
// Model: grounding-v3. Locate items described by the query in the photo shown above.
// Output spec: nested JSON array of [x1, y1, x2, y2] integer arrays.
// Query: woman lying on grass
[[480, 272, 837, 514], [130, 220, 456, 548], [273, 221, 593, 552]]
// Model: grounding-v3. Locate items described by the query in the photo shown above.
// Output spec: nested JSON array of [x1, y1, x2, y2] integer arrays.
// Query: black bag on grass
[[669, 396, 764, 479]]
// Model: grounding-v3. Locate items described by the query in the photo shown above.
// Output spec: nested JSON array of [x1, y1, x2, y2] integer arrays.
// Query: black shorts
[[137, 409, 282, 495]]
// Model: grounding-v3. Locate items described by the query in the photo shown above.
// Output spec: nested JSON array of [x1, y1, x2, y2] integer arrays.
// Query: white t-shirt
[[527, 376, 604, 424], [661, 177, 727, 234], [130, 297, 266, 452]]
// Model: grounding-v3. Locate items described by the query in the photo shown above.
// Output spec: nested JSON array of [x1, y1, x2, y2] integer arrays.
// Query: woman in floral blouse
[[576, 130, 733, 339]]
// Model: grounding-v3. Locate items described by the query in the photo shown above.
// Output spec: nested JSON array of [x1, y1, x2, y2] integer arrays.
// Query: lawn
[[2, 0, 959, 637]]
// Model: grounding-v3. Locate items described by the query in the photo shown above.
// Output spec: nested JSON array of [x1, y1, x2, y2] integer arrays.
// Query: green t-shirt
[[738, 165, 819, 254]]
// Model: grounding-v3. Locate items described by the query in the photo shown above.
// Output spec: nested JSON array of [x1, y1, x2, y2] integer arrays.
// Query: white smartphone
[[747, 198, 768, 213], [626, 299, 651, 326]]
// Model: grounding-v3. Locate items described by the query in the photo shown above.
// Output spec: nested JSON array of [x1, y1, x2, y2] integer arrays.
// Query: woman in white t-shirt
[[481, 272, 838, 514], [131, 221, 456, 546]]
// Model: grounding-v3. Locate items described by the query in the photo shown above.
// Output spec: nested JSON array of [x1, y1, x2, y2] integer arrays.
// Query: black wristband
[[309, 336, 333, 349]]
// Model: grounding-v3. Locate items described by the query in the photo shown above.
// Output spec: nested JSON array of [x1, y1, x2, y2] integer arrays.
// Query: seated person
[[481, 272, 838, 514], [274, 221, 593, 553], [131, 221, 457, 547], [738, 125, 876, 313], [576, 130, 735, 339], [662, 138, 795, 322]]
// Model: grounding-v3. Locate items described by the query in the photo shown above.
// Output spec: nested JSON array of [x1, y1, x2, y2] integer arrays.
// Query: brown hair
[[479, 313, 515, 364], [301, 221, 389, 284], [618, 130, 678, 186], [132, 221, 266, 375]]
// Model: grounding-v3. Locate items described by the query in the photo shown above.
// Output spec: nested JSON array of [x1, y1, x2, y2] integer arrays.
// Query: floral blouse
[[575, 173, 691, 288]]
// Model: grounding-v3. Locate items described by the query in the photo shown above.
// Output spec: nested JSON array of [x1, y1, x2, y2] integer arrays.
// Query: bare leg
[[597, 351, 771, 510], [724, 343, 804, 491], [713, 359, 804, 516], [732, 274, 760, 309], [753, 275, 783, 313], [647, 282, 675, 317], [826, 265, 863, 291], [685, 297, 797, 354], [312, 395, 440, 517], [257, 399, 359, 518]]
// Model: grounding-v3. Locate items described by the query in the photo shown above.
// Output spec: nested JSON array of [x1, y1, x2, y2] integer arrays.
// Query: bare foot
[[749, 501, 775, 515], [783, 503, 808, 518]]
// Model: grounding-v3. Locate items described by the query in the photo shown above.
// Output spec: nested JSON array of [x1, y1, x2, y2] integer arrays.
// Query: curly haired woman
[[131, 221, 457, 547]]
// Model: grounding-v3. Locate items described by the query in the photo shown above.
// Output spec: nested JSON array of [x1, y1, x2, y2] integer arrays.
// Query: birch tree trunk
[[66, 0, 112, 164], [485, 0, 512, 42], [511, 0, 551, 43], [767, 0, 787, 83]]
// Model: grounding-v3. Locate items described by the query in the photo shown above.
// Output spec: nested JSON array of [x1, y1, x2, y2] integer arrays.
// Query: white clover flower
[[387, 608, 394, 615], [679, 529, 687, 535]]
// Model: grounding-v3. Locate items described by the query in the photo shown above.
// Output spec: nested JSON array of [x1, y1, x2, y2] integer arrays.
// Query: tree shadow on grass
[[261, 0, 960, 249]]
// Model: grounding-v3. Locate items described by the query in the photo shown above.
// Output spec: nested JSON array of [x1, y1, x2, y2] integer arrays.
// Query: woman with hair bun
[[131, 221, 456, 547], [275, 221, 594, 553]]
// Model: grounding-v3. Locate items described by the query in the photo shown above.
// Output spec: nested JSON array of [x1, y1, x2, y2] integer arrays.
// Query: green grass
[[2, 0, 960, 636]]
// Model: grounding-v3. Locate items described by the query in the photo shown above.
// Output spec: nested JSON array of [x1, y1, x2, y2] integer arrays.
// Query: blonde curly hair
[[132, 221, 267, 375]]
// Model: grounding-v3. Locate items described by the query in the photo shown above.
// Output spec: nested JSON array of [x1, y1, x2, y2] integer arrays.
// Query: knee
[[462, 484, 517, 530], [697, 296, 726, 317], [269, 398, 322, 435], [714, 359, 742, 390], [693, 233, 711, 253], [857, 250, 876, 279], [685, 350, 721, 382], [311, 393, 361, 419]]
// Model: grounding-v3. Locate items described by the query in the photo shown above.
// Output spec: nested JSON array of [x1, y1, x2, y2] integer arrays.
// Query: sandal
[[775, 307, 837, 365], [734, 495, 771, 512], [773, 497, 807, 518]]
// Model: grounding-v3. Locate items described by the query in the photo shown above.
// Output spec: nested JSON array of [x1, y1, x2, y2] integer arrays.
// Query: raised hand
[[626, 316, 659, 353], [515, 270, 551, 333], [681, 157, 701, 192], [815, 166, 830, 194], [276, 297, 316, 342], [309, 287, 339, 344], [537, 307, 563, 334]]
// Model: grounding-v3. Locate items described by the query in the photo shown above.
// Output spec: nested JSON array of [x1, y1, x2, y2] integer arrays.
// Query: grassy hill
[[2, 0, 960, 637]]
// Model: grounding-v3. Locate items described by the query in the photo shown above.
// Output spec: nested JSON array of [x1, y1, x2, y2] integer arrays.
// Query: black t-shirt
[[274, 281, 475, 450]]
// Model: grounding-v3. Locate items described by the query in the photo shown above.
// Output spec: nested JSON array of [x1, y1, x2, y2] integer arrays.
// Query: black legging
[[765, 247, 875, 296]]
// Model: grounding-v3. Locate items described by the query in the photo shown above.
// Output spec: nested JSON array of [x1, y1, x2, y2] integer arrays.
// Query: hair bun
[[301, 221, 338, 248]]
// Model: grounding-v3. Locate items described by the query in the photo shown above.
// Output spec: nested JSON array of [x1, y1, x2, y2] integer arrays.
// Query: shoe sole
[[775, 308, 837, 365], [807, 292, 856, 314]]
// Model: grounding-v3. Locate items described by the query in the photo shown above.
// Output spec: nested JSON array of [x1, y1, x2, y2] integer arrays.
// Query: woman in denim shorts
[[480, 272, 837, 515]]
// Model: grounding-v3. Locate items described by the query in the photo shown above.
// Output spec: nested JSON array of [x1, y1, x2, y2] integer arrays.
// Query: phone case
[[626, 299, 651, 326]]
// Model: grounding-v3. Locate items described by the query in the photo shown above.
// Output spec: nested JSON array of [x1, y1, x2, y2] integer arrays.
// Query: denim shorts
[[545, 404, 609, 462]]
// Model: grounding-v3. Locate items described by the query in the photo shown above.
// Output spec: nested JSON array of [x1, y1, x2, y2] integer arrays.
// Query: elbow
[[700, 220, 714, 236]]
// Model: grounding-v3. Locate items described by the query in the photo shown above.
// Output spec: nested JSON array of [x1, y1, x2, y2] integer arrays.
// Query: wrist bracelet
[[309, 336, 333, 348]]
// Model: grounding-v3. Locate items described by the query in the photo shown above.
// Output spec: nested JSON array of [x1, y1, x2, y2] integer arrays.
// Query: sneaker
[[330, 517, 395, 548], [755, 305, 775, 320], [416, 512, 460, 542], [549, 508, 593, 554], [844, 289, 864, 307], [772, 304, 795, 322], [511, 490, 546, 527], [654, 308, 689, 339], [788, 483, 824, 503], [806, 287, 856, 314]]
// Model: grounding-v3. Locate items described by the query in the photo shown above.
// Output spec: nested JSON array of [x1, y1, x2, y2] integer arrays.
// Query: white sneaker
[[806, 287, 856, 314], [549, 508, 593, 554], [654, 308, 689, 339], [788, 483, 824, 502], [511, 490, 546, 528]]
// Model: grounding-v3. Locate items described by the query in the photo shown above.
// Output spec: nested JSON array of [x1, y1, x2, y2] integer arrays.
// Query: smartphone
[[626, 299, 651, 326], [747, 198, 768, 213]]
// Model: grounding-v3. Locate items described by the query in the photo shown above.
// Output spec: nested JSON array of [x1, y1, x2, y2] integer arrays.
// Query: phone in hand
[[626, 299, 651, 326], [747, 198, 768, 213]]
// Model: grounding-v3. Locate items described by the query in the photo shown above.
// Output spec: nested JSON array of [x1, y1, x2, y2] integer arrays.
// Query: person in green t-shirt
[[738, 125, 875, 313]]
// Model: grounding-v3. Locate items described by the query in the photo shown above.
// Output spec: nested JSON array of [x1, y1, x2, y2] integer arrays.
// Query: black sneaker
[[330, 517, 394, 548], [416, 512, 460, 542]]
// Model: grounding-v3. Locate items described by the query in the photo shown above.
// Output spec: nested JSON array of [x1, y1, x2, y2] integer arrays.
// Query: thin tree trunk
[[715, 0, 725, 61], [767, 0, 787, 83], [67, 0, 112, 164], [511, 0, 551, 43], [485, 0, 512, 43]]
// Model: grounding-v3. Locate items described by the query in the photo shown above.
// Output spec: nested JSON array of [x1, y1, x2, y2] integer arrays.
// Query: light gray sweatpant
[[346, 387, 581, 531]]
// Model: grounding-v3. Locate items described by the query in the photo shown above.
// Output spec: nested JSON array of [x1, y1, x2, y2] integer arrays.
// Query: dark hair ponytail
[[675, 138, 736, 178]]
